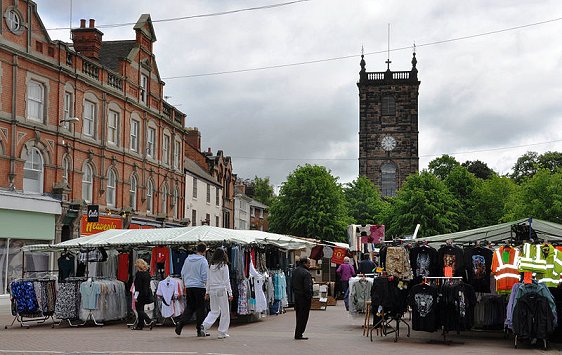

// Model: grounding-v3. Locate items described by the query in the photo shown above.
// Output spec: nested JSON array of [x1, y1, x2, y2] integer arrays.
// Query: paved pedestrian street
[[0, 304, 559, 354]]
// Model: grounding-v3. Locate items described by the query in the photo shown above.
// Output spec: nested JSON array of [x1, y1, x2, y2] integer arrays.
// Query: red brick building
[[0, 0, 188, 245]]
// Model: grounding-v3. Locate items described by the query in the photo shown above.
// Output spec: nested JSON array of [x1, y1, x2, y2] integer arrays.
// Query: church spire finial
[[411, 42, 417, 72]]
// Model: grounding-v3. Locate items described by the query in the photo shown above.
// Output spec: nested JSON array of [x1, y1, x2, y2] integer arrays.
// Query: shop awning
[[22, 225, 316, 251], [415, 218, 562, 244]]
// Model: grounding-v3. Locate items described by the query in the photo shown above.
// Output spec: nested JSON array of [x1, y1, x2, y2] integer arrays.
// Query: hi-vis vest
[[491, 246, 520, 293], [519, 243, 562, 287]]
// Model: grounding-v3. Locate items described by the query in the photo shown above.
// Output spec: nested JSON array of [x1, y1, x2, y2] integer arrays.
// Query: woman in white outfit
[[202, 248, 233, 339]]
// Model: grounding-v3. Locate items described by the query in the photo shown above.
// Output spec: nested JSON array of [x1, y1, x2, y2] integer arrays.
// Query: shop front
[[0, 190, 61, 300]]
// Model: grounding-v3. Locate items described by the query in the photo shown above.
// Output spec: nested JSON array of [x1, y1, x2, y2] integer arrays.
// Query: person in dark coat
[[292, 256, 313, 340], [357, 253, 377, 275], [132, 259, 154, 330]]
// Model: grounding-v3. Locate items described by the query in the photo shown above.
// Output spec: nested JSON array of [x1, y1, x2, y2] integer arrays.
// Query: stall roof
[[415, 218, 562, 244], [22, 226, 315, 252]]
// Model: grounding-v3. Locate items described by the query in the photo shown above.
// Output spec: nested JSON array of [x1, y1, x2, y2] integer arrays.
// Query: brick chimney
[[71, 19, 104, 61], [185, 127, 201, 151]]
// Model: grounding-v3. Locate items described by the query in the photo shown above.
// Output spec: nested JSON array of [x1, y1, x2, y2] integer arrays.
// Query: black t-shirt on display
[[463, 246, 493, 293], [437, 245, 465, 278], [409, 245, 439, 284], [408, 283, 439, 332]]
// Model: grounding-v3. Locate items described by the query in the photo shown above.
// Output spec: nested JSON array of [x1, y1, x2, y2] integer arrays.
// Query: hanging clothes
[[408, 283, 439, 332], [385, 246, 413, 280], [150, 246, 171, 277], [58, 253, 75, 281], [519, 243, 562, 287], [491, 245, 520, 295], [463, 245, 493, 293], [117, 253, 130, 282], [156, 277, 180, 318], [437, 244, 464, 277], [249, 259, 267, 313], [409, 244, 439, 284]]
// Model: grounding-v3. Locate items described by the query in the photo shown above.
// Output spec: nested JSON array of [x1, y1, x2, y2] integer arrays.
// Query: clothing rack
[[423, 276, 465, 345], [5, 278, 58, 329]]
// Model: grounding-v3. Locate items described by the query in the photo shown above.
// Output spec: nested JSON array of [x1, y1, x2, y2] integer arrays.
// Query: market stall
[[10, 226, 314, 328]]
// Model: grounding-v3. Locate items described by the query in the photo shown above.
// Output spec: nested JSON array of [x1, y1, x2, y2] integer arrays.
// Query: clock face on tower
[[381, 135, 397, 151]]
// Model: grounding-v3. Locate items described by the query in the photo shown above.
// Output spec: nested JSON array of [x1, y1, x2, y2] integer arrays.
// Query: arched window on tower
[[382, 96, 396, 116], [381, 162, 397, 197], [23, 147, 44, 194]]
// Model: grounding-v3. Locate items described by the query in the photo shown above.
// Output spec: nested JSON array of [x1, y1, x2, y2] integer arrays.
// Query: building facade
[[357, 53, 420, 196], [0, 0, 187, 295], [234, 183, 269, 231], [184, 158, 223, 227]]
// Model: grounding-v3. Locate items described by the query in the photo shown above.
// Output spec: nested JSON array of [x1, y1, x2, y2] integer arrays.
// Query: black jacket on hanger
[[512, 292, 555, 340]]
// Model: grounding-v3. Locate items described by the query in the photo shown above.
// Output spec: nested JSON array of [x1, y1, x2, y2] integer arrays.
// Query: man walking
[[292, 256, 313, 340], [175, 243, 209, 337]]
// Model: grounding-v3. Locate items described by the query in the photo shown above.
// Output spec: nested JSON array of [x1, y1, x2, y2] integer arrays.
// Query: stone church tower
[[357, 52, 420, 197]]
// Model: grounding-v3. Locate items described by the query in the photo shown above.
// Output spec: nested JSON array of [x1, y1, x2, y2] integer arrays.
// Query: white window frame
[[140, 74, 148, 104], [147, 127, 156, 158], [108, 110, 119, 145], [173, 140, 181, 169], [192, 177, 198, 199], [130, 175, 137, 210], [173, 187, 179, 219], [216, 187, 220, 206], [23, 147, 44, 194], [130, 119, 139, 152], [146, 179, 154, 215], [27, 80, 45, 123], [162, 134, 170, 165], [83, 100, 96, 137], [63, 92, 73, 130], [82, 164, 93, 203], [106, 169, 116, 207]]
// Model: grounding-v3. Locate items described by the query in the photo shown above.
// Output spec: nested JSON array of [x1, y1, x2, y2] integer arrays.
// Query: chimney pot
[[89, 19, 95, 28], [80, 19, 86, 28], [208, 148, 212, 153]]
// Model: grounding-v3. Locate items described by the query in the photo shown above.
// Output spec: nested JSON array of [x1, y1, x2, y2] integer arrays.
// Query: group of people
[[132, 243, 317, 341], [132, 243, 233, 339]]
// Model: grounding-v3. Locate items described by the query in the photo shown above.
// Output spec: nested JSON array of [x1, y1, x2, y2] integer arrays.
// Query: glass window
[[107, 169, 116, 207], [173, 140, 181, 168], [130, 120, 139, 152], [146, 179, 154, 215], [82, 164, 93, 203], [63, 156, 71, 184], [108, 110, 119, 145], [147, 127, 156, 158], [83, 100, 96, 137], [140, 74, 148, 104], [63, 92, 73, 129], [6, 9, 22, 33], [27, 81, 44, 122], [216, 187, 220, 206], [215, 216, 219, 227], [205, 213, 210, 225], [23, 148, 44, 194], [382, 96, 396, 116], [192, 209, 197, 226], [192, 177, 197, 198], [130, 175, 137, 210], [2, 240, 49, 294], [161, 185, 168, 214], [206, 184, 211, 203], [162, 135, 170, 165], [381, 162, 397, 197]]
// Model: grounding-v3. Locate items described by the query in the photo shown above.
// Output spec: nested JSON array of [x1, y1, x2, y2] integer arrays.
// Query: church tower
[[357, 52, 420, 196]]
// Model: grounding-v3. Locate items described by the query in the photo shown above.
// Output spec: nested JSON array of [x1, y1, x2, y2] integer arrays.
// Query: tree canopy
[[268, 165, 350, 242], [343, 176, 387, 225], [245, 176, 275, 206], [462, 160, 495, 179], [428, 155, 460, 180]]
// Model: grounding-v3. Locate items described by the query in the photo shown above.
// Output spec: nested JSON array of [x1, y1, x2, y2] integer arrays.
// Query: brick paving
[[0, 304, 558, 354]]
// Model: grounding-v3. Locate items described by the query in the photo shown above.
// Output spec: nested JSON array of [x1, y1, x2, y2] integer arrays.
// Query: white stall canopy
[[23, 225, 315, 252]]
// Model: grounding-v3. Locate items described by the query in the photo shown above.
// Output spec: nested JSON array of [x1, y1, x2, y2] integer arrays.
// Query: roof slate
[[99, 40, 136, 72]]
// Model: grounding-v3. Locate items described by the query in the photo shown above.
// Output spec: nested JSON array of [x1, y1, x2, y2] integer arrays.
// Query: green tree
[[505, 169, 562, 223], [444, 165, 480, 231], [462, 160, 496, 180], [343, 176, 388, 225], [268, 165, 350, 242], [472, 175, 518, 226], [510, 151, 539, 183], [537, 151, 562, 174], [428, 154, 461, 180], [385, 171, 459, 238], [247, 176, 275, 206]]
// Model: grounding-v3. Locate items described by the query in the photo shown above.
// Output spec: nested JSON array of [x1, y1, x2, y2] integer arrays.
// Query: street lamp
[[59, 117, 79, 126]]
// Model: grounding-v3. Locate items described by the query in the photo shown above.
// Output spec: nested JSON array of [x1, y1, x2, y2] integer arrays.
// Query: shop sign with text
[[81, 215, 123, 236]]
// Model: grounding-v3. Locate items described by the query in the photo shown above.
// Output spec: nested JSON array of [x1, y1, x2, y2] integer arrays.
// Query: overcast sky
[[38, 0, 562, 189]]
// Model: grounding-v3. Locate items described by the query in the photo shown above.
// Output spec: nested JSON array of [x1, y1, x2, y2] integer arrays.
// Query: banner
[[331, 247, 347, 264], [87, 205, 99, 222], [81, 215, 122, 236]]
